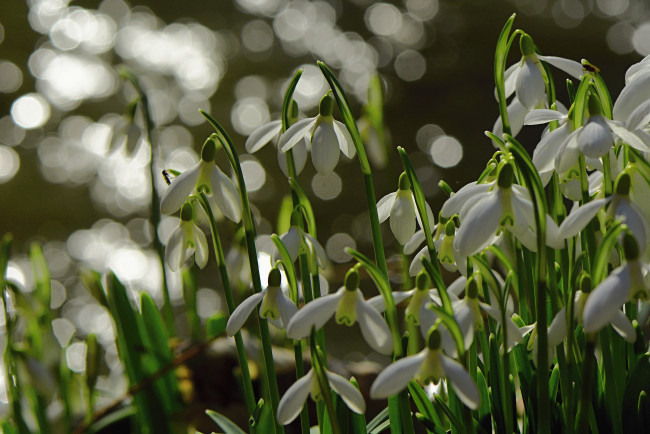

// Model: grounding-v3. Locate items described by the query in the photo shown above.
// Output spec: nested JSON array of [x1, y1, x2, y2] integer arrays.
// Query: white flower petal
[[516, 58, 545, 109], [441, 354, 480, 410], [279, 118, 317, 152], [582, 265, 632, 334], [192, 225, 209, 269], [390, 191, 417, 245], [311, 120, 340, 174], [333, 120, 356, 159], [455, 191, 502, 257], [524, 109, 565, 125], [165, 225, 186, 272], [377, 192, 397, 223], [493, 98, 526, 139], [303, 233, 329, 269], [539, 55, 583, 79], [547, 307, 567, 347], [226, 291, 266, 336], [277, 370, 314, 425], [578, 116, 613, 159], [558, 197, 610, 240], [447, 275, 468, 297], [245, 120, 282, 153], [409, 246, 430, 277], [277, 292, 298, 329], [626, 98, 650, 131], [441, 182, 493, 218], [554, 130, 580, 174], [370, 352, 427, 399], [367, 290, 413, 312], [160, 163, 201, 215], [613, 71, 650, 123], [275, 227, 301, 263], [356, 297, 393, 355], [404, 229, 426, 255], [326, 372, 366, 413], [499, 62, 521, 100], [609, 310, 636, 342], [532, 123, 572, 173], [453, 301, 475, 351], [285, 291, 342, 339], [209, 167, 242, 222], [616, 200, 648, 248], [606, 119, 650, 153], [625, 57, 650, 84]]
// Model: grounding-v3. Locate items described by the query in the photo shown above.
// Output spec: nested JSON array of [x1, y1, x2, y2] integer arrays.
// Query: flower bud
[[398, 172, 411, 191], [623, 233, 640, 261], [497, 164, 514, 189], [615, 172, 631, 196], [345, 268, 360, 291], [444, 220, 456, 237], [201, 139, 217, 162], [579, 272, 592, 294], [319, 94, 334, 117], [426, 328, 442, 350], [268, 267, 282, 287], [416, 271, 430, 291], [519, 33, 536, 57], [180, 202, 193, 221]]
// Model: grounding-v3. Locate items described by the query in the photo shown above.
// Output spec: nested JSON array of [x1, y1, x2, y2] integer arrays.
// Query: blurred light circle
[[178, 93, 210, 126], [394, 49, 426, 81], [196, 288, 221, 319], [0, 61, 23, 93], [52, 318, 75, 348], [0, 116, 26, 146], [597, 0, 629, 16], [11, 93, 51, 129], [416, 123, 444, 153], [325, 233, 356, 263], [50, 17, 82, 50], [242, 19, 274, 53], [230, 97, 270, 135], [311, 172, 342, 200], [365, 3, 403, 37], [235, 76, 268, 100], [0, 146, 20, 183], [66, 342, 87, 373], [0, 23, 4, 45], [406, 0, 439, 21], [273, 8, 309, 42], [292, 64, 327, 110], [632, 22, 650, 55], [430, 135, 462, 168], [241, 157, 266, 192], [607, 22, 635, 54]]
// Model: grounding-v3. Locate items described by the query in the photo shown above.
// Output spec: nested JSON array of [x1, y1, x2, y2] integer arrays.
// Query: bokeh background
[[1, 0, 650, 426]]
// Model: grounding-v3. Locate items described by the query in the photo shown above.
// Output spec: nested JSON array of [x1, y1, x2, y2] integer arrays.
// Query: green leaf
[[282, 69, 303, 132], [140, 293, 173, 362], [206, 409, 247, 434], [591, 220, 625, 285], [494, 14, 516, 136], [206, 313, 227, 339], [408, 381, 443, 428], [277, 194, 293, 235], [622, 354, 650, 433], [433, 396, 464, 432], [367, 407, 389, 432], [86, 405, 137, 434], [288, 178, 318, 237], [271, 234, 299, 303], [29, 242, 50, 313]]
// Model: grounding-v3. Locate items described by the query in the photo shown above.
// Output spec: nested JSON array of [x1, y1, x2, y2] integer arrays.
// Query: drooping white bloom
[[226, 268, 297, 335], [370, 328, 480, 410], [279, 94, 355, 174], [165, 203, 209, 272], [270, 225, 328, 270], [160, 140, 241, 222], [245, 118, 309, 176], [377, 173, 434, 245], [277, 368, 365, 425], [285, 271, 393, 355]]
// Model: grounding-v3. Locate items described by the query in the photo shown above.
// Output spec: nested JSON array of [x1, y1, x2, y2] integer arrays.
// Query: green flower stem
[[599, 329, 623, 434], [602, 152, 613, 196], [494, 14, 517, 137], [576, 338, 596, 434], [197, 193, 257, 419], [500, 275, 513, 434], [200, 113, 284, 434], [578, 156, 597, 271], [119, 69, 174, 335], [311, 340, 341, 434], [318, 62, 388, 278]]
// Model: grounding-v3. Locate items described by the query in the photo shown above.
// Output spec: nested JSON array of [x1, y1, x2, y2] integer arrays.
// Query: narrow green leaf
[[277, 194, 294, 235], [494, 14, 516, 136], [140, 293, 173, 362], [622, 354, 650, 433], [288, 178, 318, 237], [271, 234, 299, 303], [367, 407, 389, 432], [206, 409, 247, 434], [29, 243, 51, 312], [591, 220, 625, 285], [282, 69, 303, 132], [433, 396, 464, 432], [86, 405, 137, 434], [408, 381, 443, 427]]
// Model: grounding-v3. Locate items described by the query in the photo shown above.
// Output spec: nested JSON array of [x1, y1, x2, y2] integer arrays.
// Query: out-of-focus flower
[[165, 202, 209, 271]]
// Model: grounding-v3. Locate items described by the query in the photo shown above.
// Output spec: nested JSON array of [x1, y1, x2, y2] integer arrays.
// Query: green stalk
[[311, 341, 341, 434], [196, 193, 257, 419], [577, 339, 596, 433], [494, 14, 517, 137], [200, 113, 284, 434], [599, 329, 622, 434], [119, 69, 174, 335]]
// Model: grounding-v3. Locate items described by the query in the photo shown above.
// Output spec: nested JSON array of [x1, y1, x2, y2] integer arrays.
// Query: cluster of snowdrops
[[160, 17, 650, 434]]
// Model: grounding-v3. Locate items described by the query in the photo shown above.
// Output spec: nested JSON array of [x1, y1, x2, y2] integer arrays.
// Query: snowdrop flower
[[577, 95, 614, 159], [453, 164, 535, 257], [270, 212, 328, 270], [277, 367, 365, 425], [286, 269, 393, 355], [279, 94, 356, 174], [226, 267, 297, 335], [377, 173, 434, 245], [160, 139, 241, 222], [529, 307, 569, 367], [583, 233, 649, 335], [492, 97, 528, 140], [245, 101, 309, 176], [370, 328, 480, 410], [504, 34, 583, 110], [165, 203, 209, 272]]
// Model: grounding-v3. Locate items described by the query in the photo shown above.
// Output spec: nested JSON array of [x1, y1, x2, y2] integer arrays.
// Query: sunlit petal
[[326, 371, 366, 413], [390, 191, 416, 245], [356, 297, 393, 355], [441, 182, 493, 218], [583, 265, 631, 334], [370, 352, 426, 399], [377, 192, 397, 223], [558, 197, 610, 240], [441, 354, 480, 410], [613, 71, 650, 122], [609, 310, 636, 342], [245, 120, 282, 153], [165, 225, 186, 272], [311, 120, 340, 174], [226, 291, 266, 336], [277, 292, 298, 329], [192, 225, 209, 269], [404, 229, 426, 255], [516, 58, 545, 109], [160, 163, 201, 215], [277, 370, 314, 425], [455, 191, 502, 257], [285, 291, 342, 339], [539, 55, 583, 79], [524, 109, 565, 125], [279, 118, 317, 152], [333, 120, 356, 158], [209, 167, 242, 222]]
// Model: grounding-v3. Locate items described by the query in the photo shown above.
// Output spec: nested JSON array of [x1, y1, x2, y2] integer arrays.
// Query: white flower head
[[377, 173, 435, 245], [277, 368, 365, 425], [279, 93, 356, 174], [160, 139, 241, 222], [285, 269, 393, 355], [226, 267, 297, 335], [583, 233, 649, 335], [165, 202, 209, 272], [370, 328, 480, 410], [270, 222, 328, 270]]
